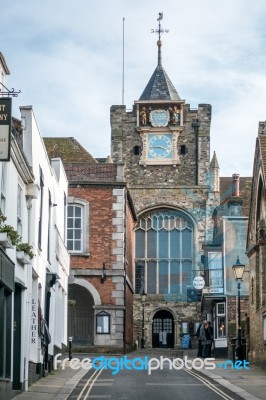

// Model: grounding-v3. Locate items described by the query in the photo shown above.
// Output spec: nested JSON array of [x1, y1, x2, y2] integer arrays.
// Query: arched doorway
[[68, 284, 94, 346], [152, 310, 174, 348]]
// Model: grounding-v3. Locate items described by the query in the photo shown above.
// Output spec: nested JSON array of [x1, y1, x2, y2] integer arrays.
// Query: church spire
[[139, 13, 180, 101]]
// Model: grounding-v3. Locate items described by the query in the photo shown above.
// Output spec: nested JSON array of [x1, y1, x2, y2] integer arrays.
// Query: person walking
[[208, 321, 214, 357], [199, 321, 212, 358], [196, 322, 203, 357]]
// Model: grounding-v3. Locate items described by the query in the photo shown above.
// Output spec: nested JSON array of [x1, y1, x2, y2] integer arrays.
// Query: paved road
[[68, 358, 244, 400]]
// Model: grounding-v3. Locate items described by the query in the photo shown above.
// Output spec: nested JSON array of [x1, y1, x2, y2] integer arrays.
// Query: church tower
[[111, 14, 219, 349]]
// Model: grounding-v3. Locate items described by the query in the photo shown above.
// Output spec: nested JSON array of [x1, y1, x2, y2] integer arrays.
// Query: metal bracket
[[0, 82, 21, 97]]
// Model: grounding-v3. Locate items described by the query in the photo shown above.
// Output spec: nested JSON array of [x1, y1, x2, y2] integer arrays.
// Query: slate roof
[[219, 177, 252, 217], [139, 65, 181, 101], [139, 39, 180, 101], [43, 137, 97, 163], [210, 151, 219, 169]]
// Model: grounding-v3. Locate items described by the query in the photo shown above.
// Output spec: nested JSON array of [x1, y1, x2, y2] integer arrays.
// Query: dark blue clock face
[[148, 134, 173, 159]]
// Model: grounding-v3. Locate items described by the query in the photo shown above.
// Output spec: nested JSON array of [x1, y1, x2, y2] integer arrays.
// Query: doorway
[[68, 284, 94, 346], [152, 310, 174, 348]]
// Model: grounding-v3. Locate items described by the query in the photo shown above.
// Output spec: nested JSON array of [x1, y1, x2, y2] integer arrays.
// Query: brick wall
[[69, 186, 115, 270]]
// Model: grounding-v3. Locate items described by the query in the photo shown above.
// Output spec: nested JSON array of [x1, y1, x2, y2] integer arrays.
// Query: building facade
[[247, 122, 266, 367], [111, 37, 221, 348], [0, 55, 69, 400], [44, 138, 136, 352], [201, 174, 251, 358]]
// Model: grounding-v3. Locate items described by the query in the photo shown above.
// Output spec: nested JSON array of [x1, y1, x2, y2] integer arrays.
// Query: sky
[[2, 0, 266, 176]]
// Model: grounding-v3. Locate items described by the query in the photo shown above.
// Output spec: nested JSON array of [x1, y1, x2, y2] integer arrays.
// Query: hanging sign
[[193, 275, 205, 290], [0, 98, 11, 161]]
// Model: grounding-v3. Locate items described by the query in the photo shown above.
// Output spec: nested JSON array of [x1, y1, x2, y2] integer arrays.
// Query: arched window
[[135, 210, 194, 297]]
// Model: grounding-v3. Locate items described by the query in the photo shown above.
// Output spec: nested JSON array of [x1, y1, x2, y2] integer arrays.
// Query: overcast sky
[[2, 0, 266, 176]]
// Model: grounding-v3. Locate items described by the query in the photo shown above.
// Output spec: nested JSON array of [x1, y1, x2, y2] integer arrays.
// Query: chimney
[[232, 173, 240, 197]]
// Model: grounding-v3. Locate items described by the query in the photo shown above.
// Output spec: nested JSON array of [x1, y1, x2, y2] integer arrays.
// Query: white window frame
[[17, 184, 23, 237], [215, 302, 226, 339], [216, 302, 225, 316], [1, 163, 7, 215], [208, 251, 223, 288], [67, 197, 89, 254]]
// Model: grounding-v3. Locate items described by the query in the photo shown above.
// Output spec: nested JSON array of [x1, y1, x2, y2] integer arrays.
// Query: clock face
[[148, 134, 173, 159]]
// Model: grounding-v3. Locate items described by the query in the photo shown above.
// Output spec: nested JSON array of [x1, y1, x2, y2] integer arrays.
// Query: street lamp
[[140, 289, 147, 349], [232, 256, 245, 361]]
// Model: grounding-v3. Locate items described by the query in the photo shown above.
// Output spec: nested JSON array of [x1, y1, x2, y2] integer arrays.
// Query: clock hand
[[150, 146, 167, 149]]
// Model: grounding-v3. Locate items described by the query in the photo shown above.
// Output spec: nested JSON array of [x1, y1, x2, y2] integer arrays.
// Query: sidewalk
[[13, 360, 88, 400], [184, 349, 266, 400]]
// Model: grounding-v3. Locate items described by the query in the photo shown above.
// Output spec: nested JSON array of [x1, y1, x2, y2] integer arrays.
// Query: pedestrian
[[196, 322, 203, 357], [199, 321, 212, 358], [208, 321, 214, 357]]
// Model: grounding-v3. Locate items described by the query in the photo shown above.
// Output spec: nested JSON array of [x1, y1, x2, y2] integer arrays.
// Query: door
[[152, 310, 174, 348], [13, 284, 22, 390]]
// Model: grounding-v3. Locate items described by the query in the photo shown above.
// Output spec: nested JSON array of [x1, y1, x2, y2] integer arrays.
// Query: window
[[207, 252, 223, 288], [17, 185, 23, 237], [1, 163, 7, 215], [181, 322, 199, 335], [135, 210, 194, 297], [96, 311, 110, 334], [251, 277, 254, 305], [67, 198, 89, 253], [181, 322, 188, 334], [264, 314, 266, 342], [38, 168, 44, 249], [180, 145, 187, 155], [215, 302, 226, 339], [133, 145, 141, 155]]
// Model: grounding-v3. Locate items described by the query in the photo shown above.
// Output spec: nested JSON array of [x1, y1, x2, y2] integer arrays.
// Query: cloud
[[2, 0, 266, 175]]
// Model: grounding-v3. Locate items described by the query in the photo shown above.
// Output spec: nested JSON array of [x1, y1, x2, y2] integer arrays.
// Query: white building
[[0, 54, 69, 400]]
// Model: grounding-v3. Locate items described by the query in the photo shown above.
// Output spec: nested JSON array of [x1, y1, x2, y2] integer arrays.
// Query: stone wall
[[133, 295, 201, 349], [111, 103, 211, 188], [248, 247, 266, 367]]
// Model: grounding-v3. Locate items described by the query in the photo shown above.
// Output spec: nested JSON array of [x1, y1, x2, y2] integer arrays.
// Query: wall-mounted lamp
[[100, 262, 107, 283]]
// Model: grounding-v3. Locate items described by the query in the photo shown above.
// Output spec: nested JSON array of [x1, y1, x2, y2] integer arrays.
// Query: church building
[[111, 17, 220, 348]]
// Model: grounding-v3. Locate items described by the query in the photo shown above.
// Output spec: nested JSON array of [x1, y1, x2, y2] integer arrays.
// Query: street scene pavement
[[12, 351, 266, 400]]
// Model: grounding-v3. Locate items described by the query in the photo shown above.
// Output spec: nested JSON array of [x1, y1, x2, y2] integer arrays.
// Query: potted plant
[[0, 215, 21, 248], [16, 242, 34, 261]]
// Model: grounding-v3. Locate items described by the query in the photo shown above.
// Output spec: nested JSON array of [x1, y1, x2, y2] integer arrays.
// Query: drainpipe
[[24, 195, 33, 391], [192, 119, 200, 185]]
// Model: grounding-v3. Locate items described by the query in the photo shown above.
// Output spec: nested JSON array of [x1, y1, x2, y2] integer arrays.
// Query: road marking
[[93, 382, 113, 386], [146, 383, 206, 385], [77, 368, 102, 400], [184, 368, 237, 400], [83, 368, 104, 400]]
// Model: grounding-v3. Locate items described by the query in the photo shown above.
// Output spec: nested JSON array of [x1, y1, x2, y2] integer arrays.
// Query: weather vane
[[151, 12, 169, 41]]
